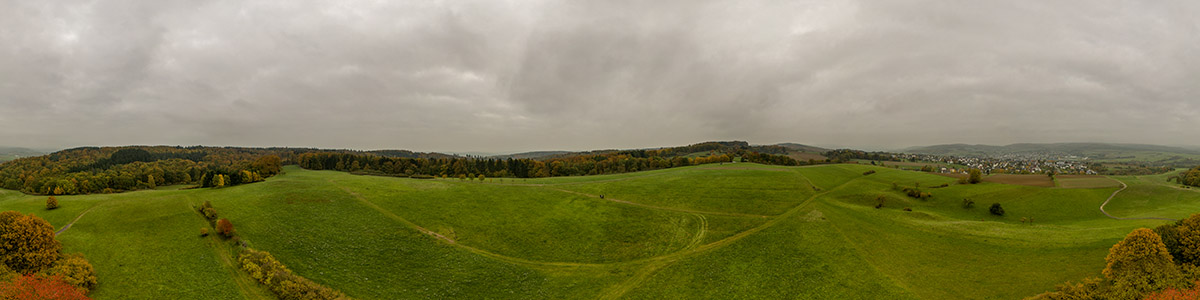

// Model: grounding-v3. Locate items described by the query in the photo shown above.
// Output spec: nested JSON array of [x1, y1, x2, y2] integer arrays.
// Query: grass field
[[0, 163, 1196, 299], [1057, 175, 1123, 189], [984, 174, 1056, 187]]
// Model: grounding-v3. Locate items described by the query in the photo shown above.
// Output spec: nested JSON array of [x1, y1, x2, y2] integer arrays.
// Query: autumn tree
[[0, 275, 90, 300], [38, 253, 96, 294], [46, 197, 58, 210], [0, 212, 61, 273], [968, 169, 983, 184], [1172, 214, 1200, 267], [216, 218, 235, 238], [250, 155, 283, 176], [1103, 228, 1186, 298]]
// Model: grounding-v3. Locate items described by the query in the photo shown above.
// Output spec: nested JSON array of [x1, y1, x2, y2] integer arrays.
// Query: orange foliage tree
[[216, 218, 235, 238], [0, 275, 89, 300], [1144, 281, 1200, 300]]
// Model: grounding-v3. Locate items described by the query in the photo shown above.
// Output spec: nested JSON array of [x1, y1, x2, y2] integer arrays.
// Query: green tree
[[989, 203, 1005, 216], [968, 169, 983, 184]]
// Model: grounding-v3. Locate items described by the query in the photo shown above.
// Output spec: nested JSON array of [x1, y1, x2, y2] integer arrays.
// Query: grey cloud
[[0, 0, 1198, 152]]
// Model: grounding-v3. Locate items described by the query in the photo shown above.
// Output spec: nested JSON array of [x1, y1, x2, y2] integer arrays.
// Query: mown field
[[0, 163, 1195, 299]]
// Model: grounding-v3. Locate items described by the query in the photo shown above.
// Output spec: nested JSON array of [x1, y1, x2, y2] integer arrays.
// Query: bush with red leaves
[[0, 274, 89, 300]]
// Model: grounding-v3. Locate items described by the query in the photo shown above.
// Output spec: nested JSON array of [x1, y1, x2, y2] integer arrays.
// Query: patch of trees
[[968, 169, 983, 184], [1030, 214, 1200, 299], [823, 149, 902, 163], [1176, 166, 1200, 187], [239, 249, 347, 300], [0, 211, 97, 296], [741, 152, 800, 166], [0, 146, 287, 195]]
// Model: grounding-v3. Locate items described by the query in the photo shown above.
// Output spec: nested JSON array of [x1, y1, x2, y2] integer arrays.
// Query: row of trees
[[0, 146, 285, 195], [1031, 214, 1200, 299], [297, 152, 739, 178]]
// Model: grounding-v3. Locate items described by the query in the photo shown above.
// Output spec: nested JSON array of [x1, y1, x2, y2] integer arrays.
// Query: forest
[[0, 146, 291, 195], [296, 141, 804, 178]]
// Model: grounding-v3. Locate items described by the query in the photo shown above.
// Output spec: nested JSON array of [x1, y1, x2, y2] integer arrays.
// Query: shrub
[[216, 219, 235, 238], [200, 228, 209, 237], [968, 169, 983, 184], [862, 170, 876, 176], [962, 199, 975, 209], [989, 203, 1005, 216], [38, 253, 96, 294], [0, 211, 62, 273], [0, 274, 89, 300], [46, 197, 58, 210], [239, 248, 348, 300], [1104, 228, 1186, 298], [902, 187, 931, 200], [201, 207, 218, 221], [903, 207, 912, 212]]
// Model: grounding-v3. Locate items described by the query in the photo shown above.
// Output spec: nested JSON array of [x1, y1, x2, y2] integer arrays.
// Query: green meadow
[[0, 163, 1195, 299]]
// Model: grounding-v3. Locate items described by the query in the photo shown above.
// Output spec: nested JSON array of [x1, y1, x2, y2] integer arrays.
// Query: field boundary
[[1099, 179, 1177, 221]]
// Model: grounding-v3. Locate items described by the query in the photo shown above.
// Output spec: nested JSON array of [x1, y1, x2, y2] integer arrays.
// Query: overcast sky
[[2, 1, 1198, 153]]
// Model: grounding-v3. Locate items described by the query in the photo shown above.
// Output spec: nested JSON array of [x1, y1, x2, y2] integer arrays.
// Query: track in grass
[[1099, 179, 1177, 221]]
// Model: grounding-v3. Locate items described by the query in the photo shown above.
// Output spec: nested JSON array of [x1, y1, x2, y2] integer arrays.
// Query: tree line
[[0, 146, 288, 195], [296, 142, 807, 178]]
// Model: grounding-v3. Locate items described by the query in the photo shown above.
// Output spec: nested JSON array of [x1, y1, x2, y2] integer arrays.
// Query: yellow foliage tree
[[1175, 213, 1200, 265], [0, 211, 62, 273], [1103, 228, 1185, 298]]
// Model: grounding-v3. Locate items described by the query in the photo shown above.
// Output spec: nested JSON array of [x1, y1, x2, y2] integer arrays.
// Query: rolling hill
[[1, 161, 1194, 299]]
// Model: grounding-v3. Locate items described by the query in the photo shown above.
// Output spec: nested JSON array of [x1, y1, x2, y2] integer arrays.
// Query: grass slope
[[0, 163, 1194, 299]]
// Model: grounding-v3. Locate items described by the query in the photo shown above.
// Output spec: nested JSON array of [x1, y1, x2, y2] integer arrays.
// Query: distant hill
[[774, 143, 830, 153], [903, 143, 1200, 165], [0, 147, 45, 162], [366, 149, 459, 159], [490, 151, 572, 160]]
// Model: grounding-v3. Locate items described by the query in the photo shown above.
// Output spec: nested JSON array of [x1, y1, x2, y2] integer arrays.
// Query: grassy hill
[[0, 162, 1195, 299]]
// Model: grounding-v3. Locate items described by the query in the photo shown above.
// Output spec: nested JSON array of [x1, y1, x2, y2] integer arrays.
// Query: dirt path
[[547, 188, 771, 218], [54, 205, 100, 236], [1099, 179, 1178, 221]]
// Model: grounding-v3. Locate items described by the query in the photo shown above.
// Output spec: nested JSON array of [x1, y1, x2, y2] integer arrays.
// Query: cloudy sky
[[2, 1, 1198, 153]]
